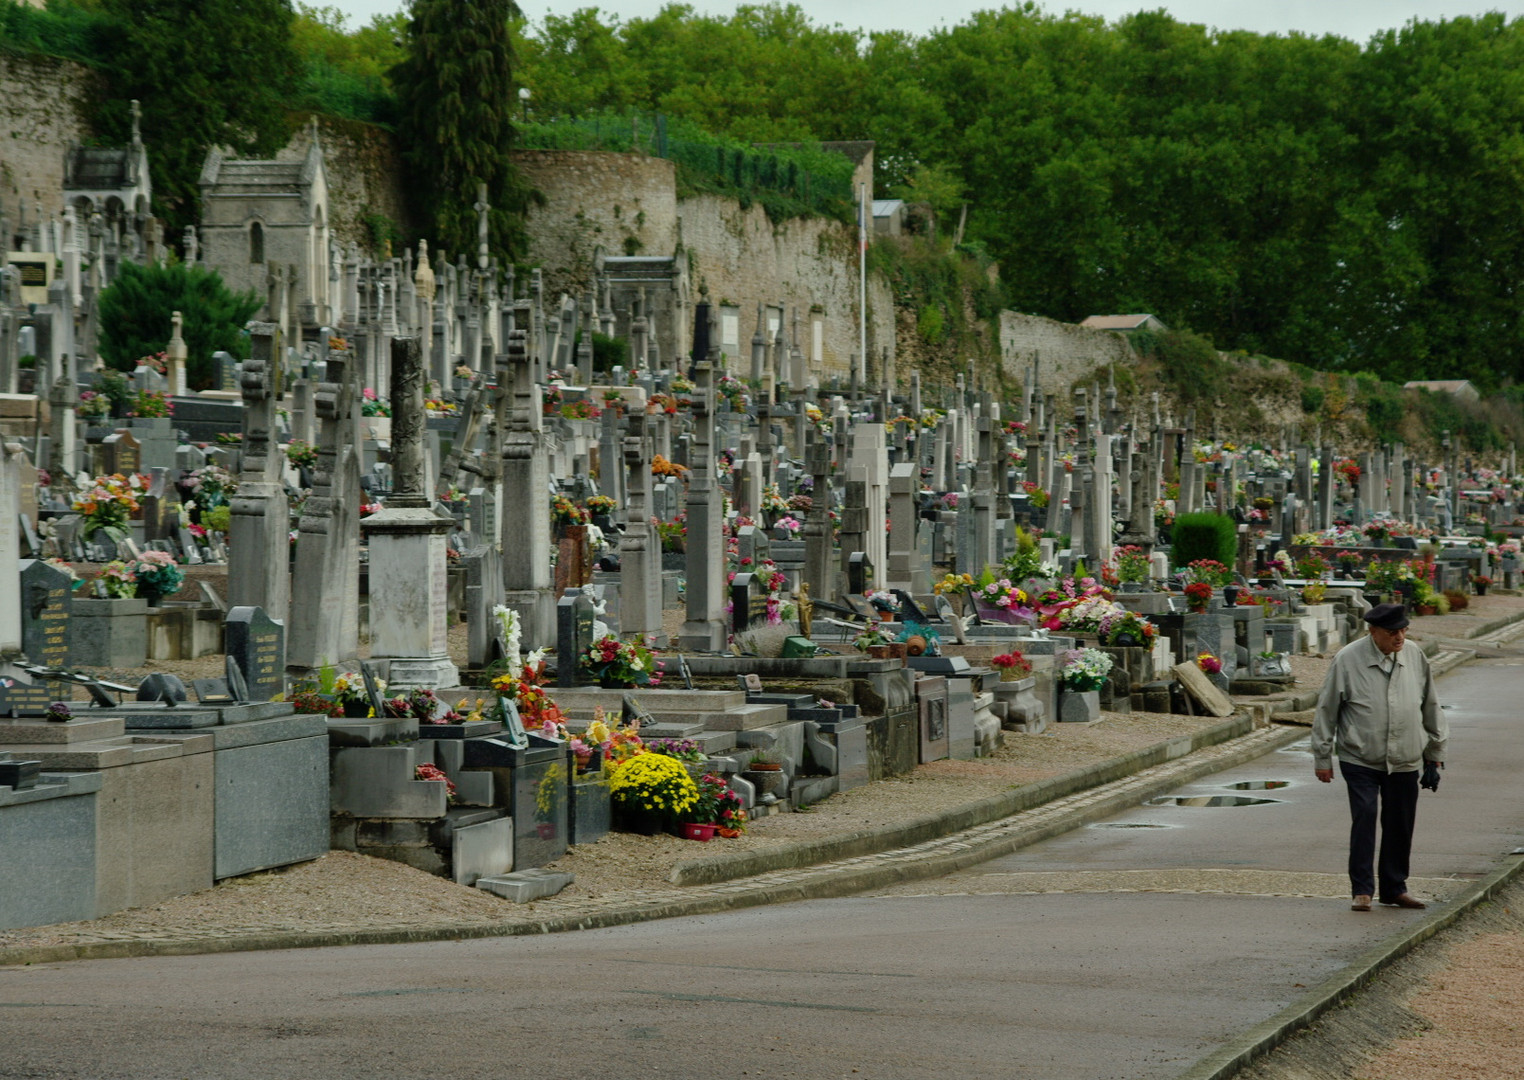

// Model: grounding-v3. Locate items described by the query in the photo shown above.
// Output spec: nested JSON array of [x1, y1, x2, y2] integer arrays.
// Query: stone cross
[[227, 323, 290, 622]]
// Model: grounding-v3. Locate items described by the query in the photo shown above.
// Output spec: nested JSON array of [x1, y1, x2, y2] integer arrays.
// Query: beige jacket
[[1312, 634, 1446, 773]]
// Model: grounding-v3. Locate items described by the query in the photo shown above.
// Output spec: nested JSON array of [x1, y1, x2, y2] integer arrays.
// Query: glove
[[1421, 761, 1442, 792]]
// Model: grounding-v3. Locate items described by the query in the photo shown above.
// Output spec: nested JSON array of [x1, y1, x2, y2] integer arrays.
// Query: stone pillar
[[680, 356, 728, 651], [227, 323, 290, 624], [620, 414, 662, 639], [802, 437, 836, 603], [362, 336, 458, 688], [500, 329, 556, 648], [287, 352, 362, 676]]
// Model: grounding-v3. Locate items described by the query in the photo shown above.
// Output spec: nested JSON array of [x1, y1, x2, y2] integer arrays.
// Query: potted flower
[[1473, 574, 1493, 596], [609, 752, 698, 834], [585, 494, 618, 531], [1334, 550, 1362, 578], [1363, 521, 1390, 546], [44, 701, 72, 724], [415, 762, 459, 805], [1113, 544, 1151, 590], [329, 670, 380, 718], [72, 473, 142, 545], [1184, 581, 1213, 613], [1097, 610, 1157, 649], [853, 623, 898, 656], [94, 560, 139, 599], [741, 750, 786, 797], [581, 634, 664, 688], [1058, 647, 1113, 723], [682, 773, 737, 840], [1196, 652, 1223, 675], [867, 590, 899, 619], [128, 551, 184, 606], [990, 650, 1033, 682], [1253, 650, 1291, 678]]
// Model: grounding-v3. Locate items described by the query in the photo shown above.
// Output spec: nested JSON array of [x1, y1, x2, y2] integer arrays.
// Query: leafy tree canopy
[[91, 0, 301, 233], [389, 0, 541, 259], [97, 260, 261, 390]]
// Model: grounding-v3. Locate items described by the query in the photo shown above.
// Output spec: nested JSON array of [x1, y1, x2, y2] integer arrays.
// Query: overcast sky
[[327, 0, 1524, 40]]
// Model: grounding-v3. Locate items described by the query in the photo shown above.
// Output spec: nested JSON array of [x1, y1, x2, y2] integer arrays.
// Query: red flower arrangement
[[990, 650, 1034, 676], [1184, 582, 1213, 612]]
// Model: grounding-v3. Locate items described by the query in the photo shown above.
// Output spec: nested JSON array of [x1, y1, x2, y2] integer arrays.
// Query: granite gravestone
[[224, 606, 286, 702], [556, 591, 596, 687], [19, 558, 72, 671]]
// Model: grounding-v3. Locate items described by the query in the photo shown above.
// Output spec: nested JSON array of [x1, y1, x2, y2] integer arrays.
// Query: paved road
[[4, 661, 1522, 1080]]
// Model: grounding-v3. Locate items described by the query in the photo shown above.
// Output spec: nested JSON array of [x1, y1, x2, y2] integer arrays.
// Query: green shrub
[[917, 305, 946, 344], [1171, 511, 1238, 568], [97, 260, 260, 390]]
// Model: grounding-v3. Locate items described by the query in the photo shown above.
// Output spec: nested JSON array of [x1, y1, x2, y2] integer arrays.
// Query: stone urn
[[1059, 689, 1100, 723]]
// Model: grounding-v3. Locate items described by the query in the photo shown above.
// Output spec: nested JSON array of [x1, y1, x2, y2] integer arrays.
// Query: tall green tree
[[390, 0, 540, 259], [95, 0, 301, 233]]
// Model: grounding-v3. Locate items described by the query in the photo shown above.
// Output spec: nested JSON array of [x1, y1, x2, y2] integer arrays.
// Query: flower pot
[[717, 826, 742, 839], [1059, 689, 1101, 723], [742, 767, 786, 797], [878, 610, 894, 622], [342, 700, 371, 718], [679, 822, 716, 841], [599, 675, 632, 689], [904, 634, 928, 656], [616, 807, 668, 835], [1476, 583, 1490, 596], [998, 668, 1024, 682]]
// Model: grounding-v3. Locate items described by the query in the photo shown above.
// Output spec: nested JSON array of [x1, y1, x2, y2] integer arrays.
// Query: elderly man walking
[[1312, 602, 1447, 912]]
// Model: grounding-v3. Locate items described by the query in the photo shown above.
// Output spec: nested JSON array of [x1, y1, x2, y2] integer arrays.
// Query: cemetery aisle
[[2, 659, 1520, 1079]]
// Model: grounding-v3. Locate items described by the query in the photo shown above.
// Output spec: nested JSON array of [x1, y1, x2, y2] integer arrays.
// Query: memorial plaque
[[0, 676, 54, 717], [224, 605, 286, 702], [556, 591, 596, 687], [102, 429, 141, 475], [19, 559, 72, 671]]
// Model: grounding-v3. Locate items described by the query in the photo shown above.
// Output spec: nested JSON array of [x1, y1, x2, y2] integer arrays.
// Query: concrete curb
[[1174, 851, 1524, 1080], [670, 713, 1256, 886], [0, 724, 1306, 968]]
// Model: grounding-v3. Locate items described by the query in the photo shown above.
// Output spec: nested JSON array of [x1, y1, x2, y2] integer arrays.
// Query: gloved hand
[[1421, 761, 1443, 792]]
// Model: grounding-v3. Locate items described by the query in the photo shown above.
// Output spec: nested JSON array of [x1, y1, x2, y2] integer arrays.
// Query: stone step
[[701, 703, 790, 732], [475, 869, 574, 903], [546, 687, 749, 713], [693, 730, 738, 754]]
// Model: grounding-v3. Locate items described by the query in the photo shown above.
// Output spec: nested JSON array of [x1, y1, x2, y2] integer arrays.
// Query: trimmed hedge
[[1171, 511, 1237, 569]]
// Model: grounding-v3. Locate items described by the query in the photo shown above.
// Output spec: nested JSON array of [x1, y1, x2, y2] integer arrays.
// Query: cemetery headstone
[[224, 606, 286, 702], [556, 591, 596, 687]]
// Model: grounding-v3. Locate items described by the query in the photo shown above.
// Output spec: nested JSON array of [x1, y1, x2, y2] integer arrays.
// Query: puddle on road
[[1226, 780, 1291, 790], [1145, 795, 1283, 808], [1090, 822, 1173, 830]]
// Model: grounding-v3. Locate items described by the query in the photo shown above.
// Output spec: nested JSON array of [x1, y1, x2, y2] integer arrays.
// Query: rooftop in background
[[1403, 379, 1479, 401], [1080, 314, 1167, 332]]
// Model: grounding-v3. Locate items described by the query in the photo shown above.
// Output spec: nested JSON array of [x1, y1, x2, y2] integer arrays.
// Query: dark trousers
[[1340, 761, 1420, 900]]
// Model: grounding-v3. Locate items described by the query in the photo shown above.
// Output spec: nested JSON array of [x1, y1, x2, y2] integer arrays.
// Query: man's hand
[[1421, 761, 1443, 792], [1315, 768, 1334, 783]]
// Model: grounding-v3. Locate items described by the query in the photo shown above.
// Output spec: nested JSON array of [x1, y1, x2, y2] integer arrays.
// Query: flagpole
[[858, 181, 867, 392]]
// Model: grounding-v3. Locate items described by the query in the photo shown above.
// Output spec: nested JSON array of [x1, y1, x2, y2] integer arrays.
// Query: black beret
[[1364, 602, 1410, 631]]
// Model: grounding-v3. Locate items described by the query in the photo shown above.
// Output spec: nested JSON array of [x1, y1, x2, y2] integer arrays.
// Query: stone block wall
[[999, 311, 1138, 393], [0, 53, 97, 213], [515, 149, 680, 292]]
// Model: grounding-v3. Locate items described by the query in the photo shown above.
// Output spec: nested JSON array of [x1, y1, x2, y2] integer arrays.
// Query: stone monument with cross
[[287, 349, 362, 676], [499, 328, 556, 649], [227, 322, 290, 622], [362, 336, 458, 688]]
